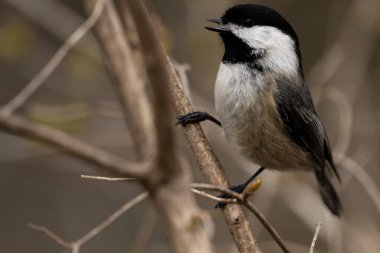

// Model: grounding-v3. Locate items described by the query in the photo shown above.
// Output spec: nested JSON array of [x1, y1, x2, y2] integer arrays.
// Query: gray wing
[[274, 78, 340, 180]]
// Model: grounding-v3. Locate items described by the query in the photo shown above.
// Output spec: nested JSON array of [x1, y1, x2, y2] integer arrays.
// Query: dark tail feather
[[314, 170, 342, 216]]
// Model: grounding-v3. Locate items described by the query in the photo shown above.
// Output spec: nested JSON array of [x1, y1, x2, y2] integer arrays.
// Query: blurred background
[[1, 0, 380, 252]]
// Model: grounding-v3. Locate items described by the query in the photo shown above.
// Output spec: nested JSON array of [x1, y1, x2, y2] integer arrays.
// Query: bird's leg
[[215, 166, 266, 208], [176, 111, 222, 127]]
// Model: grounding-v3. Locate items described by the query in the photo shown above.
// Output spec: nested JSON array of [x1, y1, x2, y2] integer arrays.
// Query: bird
[[177, 4, 342, 216]]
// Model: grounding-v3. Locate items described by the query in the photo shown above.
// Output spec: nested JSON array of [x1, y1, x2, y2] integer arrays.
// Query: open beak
[[205, 18, 228, 32]]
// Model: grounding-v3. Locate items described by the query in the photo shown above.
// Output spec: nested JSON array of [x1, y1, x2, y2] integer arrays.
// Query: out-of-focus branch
[[82, 0, 155, 159], [0, 113, 148, 178], [118, 0, 175, 172], [29, 192, 148, 253], [310, 0, 379, 104], [74, 192, 148, 249], [325, 86, 353, 161], [82, 1, 214, 252], [3, 0, 84, 42], [122, 0, 262, 252], [80, 174, 290, 253], [0, 0, 107, 117], [339, 156, 380, 213], [28, 223, 71, 249], [130, 205, 157, 253]]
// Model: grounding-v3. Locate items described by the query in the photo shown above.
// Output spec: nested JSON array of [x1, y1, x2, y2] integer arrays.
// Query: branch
[[244, 201, 290, 253], [130, 205, 157, 253], [192, 183, 291, 253], [339, 156, 380, 214], [309, 222, 322, 253], [82, 1, 215, 252], [81, 174, 137, 181], [191, 188, 236, 203], [82, 0, 156, 159], [80, 175, 289, 252], [28, 223, 71, 249], [0, 113, 149, 178], [123, 0, 262, 252], [73, 192, 148, 247], [120, 0, 176, 174], [29, 192, 148, 253], [0, 0, 107, 117]]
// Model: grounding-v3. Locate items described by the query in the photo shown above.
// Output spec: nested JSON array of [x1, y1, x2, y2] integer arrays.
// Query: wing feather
[[274, 78, 339, 179]]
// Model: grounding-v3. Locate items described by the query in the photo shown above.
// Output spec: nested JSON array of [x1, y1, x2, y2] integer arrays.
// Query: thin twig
[[82, 0, 156, 159], [78, 176, 289, 252], [191, 183, 244, 198], [0, 0, 107, 116], [80, 175, 235, 203], [80, 174, 137, 181], [28, 223, 71, 249], [29, 192, 148, 253], [191, 188, 236, 203], [244, 201, 291, 253], [310, 222, 322, 253], [191, 183, 291, 253], [73, 192, 148, 247]]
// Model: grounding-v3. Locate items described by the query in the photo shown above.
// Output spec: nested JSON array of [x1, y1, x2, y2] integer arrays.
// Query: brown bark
[[82, 1, 214, 252], [123, 0, 262, 252]]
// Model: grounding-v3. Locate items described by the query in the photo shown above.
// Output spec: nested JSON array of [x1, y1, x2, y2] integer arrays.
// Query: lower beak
[[205, 18, 228, 33]]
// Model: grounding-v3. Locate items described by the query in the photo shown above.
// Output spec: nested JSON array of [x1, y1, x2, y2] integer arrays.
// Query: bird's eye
[[242, 18, 254, 27]]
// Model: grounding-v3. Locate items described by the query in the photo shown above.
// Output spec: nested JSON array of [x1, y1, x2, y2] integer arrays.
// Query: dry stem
[[83, 0, 215, 252], [309, 222, 322, 253], [122, 0, 262, 252], [82, 0, 155, 159], [80, 174, 291, 252], [81, 174, 137, 181], [29, 192, 148, 253], [192, 183, 291, 253], [130, 205, 157, 253], [0, 113, 148, 178]]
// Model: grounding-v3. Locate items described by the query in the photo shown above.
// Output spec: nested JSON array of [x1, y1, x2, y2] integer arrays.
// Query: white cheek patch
[[228, 24, 299, 77]]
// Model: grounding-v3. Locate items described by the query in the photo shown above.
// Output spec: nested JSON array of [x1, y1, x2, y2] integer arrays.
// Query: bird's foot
[[176, 111, 221, 127], [215, 179, 261, 208]]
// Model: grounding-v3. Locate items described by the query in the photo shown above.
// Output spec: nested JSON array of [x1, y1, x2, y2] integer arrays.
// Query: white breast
[[215, 63, 262, 116], [215, 63, 263, 146]]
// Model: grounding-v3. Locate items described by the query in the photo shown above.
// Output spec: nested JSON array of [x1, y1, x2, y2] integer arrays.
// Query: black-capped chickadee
[[178, 4, 342, 216]]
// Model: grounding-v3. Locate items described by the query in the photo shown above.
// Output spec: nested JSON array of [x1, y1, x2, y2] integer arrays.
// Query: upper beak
[[205, 18, 228, 32]]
